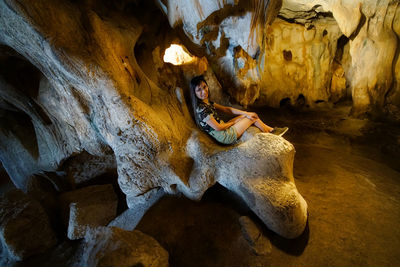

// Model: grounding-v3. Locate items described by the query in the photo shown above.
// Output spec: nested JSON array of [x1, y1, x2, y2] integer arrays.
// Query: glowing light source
[[163, 44, 195, 65]]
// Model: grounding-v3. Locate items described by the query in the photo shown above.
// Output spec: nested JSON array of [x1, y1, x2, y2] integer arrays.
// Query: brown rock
[[0, 190, 57, 261], [80, 226, 169, 267]]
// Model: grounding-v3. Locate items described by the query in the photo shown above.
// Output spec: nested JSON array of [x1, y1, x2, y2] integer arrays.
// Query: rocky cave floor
[[2, 101, 400, 266]]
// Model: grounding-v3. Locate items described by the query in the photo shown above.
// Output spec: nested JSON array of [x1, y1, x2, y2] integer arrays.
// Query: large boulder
[[184, 130, 308, 238], [0, 189, 57, 261], [79, 226, 169, 267]]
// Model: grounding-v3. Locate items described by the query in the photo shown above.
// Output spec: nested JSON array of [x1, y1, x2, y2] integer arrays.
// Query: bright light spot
[[163, 44, 195, 65]]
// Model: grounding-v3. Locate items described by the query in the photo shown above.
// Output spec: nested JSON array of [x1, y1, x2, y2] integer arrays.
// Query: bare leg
[[253, 119, 273, 133], [232, 117, 256, 138], [227, 115, 246, 124]]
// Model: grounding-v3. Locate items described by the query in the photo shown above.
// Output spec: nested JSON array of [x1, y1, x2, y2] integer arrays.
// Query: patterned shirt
[[196, 101, 222, 133]]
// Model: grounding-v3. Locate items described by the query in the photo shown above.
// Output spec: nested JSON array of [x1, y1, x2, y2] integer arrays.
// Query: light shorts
[[209, 126, 238, 145]]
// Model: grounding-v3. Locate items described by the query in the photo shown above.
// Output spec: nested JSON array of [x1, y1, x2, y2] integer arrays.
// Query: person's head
[[190, 75, 209, 101], [190, 75, 210, 126]]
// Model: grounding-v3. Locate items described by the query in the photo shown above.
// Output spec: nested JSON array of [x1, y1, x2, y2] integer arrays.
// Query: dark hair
[[190, 75, 209, 127]]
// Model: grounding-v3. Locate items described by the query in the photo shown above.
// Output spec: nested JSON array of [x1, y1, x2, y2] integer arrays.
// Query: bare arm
[[205, 115, 236, 131], [213, 103, 259, 119]]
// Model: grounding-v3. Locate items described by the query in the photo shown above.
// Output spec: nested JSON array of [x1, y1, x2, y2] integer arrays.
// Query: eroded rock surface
[[109, 187, 165, 231], [0, 189, 57, 261], [184, 130, 308, 238], [79, 226, 169, 267], [162, 0, 400, 116], [0, 0, 308, 240], [63, 150, 117, 186]]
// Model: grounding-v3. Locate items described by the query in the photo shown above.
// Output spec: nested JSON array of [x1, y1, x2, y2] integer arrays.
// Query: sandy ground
[[136, 103, 400, 266]]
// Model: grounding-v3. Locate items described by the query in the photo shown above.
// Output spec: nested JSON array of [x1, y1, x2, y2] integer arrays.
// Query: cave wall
[[0, 0, 195, 196], [256, 16, 344, 107], [161, 0, 400, 117]]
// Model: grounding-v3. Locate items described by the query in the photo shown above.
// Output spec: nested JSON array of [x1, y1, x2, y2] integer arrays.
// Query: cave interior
[[0, 0, 399, 266]]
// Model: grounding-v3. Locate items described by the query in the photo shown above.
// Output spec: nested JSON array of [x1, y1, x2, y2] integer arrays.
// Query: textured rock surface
[[256, 17, 343, 107], [0, 0, 308, 239], [185, 131, 308, 238], [63, 150, 117, 186], [162, 0, 400, 115], [0, 189, 57, 261], [109, 187, 165, 230], [59, 184, 118, 240], [79, 226, 168, 267], [0, 0, 195, 199], [348, 1, 399, 117], [277, 0, 400, 115]]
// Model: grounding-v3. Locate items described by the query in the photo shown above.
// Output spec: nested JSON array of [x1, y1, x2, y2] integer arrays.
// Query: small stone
[[59, 184, 118, 240]]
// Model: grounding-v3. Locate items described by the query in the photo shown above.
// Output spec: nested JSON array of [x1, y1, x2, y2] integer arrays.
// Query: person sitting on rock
[[190, 75, 288, 145]]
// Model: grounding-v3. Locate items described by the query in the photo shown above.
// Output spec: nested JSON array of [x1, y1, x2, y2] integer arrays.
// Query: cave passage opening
[[163, 44, 196, 65]]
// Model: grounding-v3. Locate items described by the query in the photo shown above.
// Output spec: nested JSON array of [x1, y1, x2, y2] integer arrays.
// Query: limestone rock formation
[[79, 226, 169, 267], [0, 0, 308, 240], [161, 0, 400, 116], [0, 189, 57, 262], [185, 131, 307, 238], [59, 184, 118, 240], [256, 17, 343, 107], [109, 187, 165, 231], [63, 150, 117, 186], [347, 1, 399, 117]]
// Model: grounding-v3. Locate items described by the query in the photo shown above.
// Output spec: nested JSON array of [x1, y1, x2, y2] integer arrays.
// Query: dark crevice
[[283, 49, 292, 61], [0, 109, 39, 160], [0, 46, 52, 126], [280, 97, 291, 107], [0, 55, 41, 100], [349, 13, 366, 41], [334, 35, 349, 63], [296, 94, 306, 107], [277, 10, 333, 26], [31, 100, 52, 125], [277, 14, 297, 24]]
